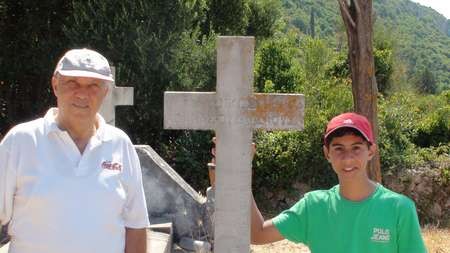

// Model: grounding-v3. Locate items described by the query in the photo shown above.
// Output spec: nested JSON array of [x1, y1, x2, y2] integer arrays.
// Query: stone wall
[[258, 165, 450, 227]]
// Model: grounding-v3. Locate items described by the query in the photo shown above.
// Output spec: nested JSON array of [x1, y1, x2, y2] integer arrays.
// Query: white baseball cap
[[54, 48, 114, 82]]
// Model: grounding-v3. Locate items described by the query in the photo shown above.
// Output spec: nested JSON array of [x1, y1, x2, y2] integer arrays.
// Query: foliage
[[413, 67, 438, 94], [254, 34, 302, 93], [373, 48, 394, 94], [412, 97, 450, 147], [203, 0, 282, 39], [326, 48, 394, 95], [246, 0, 283, 39], [254, 36, 353, 191], [1, 0, 449, 224], [281, 0, 450, 91], [206, 0, 249, 35], [300, 37, 330, 87], [63, 0, 207, 151], [0, 0, 71, 134], [378, 91, 450, 172], [254, 76, 353, 191], [161, 130, 214, 191]]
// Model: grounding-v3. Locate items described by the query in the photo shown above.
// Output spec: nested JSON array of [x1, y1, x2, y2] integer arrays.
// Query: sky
[[410, 0, 450, 19]]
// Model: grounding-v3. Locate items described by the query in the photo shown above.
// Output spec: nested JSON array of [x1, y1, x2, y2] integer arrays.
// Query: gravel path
[[251, 240, 310, 253]]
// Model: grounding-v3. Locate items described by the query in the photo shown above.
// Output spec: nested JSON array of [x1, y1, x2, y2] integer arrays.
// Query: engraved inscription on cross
[[164, 36, 305, 253], [99, 66, 134, 126]]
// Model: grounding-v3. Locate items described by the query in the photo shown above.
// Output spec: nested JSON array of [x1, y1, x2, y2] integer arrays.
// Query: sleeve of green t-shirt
[[272, 196, 308, 244], [397, 198, 427, 253]]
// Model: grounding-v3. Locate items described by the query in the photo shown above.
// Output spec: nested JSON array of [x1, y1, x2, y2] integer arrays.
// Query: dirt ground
[[1, 227, 448, 253], [250, 227, 450, 253]]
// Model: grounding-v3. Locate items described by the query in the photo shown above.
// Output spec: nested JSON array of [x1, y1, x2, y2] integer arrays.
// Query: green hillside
[[282, 0, 450, 91]]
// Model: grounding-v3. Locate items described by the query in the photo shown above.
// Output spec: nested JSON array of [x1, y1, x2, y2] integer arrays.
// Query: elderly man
[[0, 49, 149, 253]]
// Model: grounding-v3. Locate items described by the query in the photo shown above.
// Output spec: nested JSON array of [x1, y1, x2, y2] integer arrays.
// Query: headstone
[[136, 145, 212, 242], [178, 237, 211, 253], [150, 221, 174, 236], [0, 243, 7, 253], [99, 66, 134, 125], [164, 36, 305, 252], [148, 230, 172, 253]]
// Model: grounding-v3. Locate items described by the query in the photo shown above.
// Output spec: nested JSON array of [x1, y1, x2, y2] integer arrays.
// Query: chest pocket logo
[[101, 160, 123, 171], [371, 227, 391, 243]]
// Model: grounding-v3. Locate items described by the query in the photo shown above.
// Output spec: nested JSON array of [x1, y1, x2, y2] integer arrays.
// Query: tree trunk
[[337, 0, 381, 183]]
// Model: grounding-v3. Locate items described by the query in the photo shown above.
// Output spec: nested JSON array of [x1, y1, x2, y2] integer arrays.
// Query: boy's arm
[[250, 193, 284, 244]]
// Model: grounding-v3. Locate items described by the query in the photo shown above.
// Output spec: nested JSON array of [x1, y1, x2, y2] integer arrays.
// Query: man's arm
[[251, 194, 284, 244], [125, 228, 147, 253]]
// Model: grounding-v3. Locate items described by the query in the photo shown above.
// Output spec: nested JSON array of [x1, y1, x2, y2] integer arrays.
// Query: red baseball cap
[[324, 112, 374, 145]]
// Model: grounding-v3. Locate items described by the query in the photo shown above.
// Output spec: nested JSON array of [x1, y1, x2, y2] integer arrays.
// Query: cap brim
[[324, 125, 372, 144], [56, 70, 114, 82]]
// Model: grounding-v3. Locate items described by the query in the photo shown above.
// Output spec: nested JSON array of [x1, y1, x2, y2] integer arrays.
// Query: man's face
[[52, 74, 108, 122], [323, 134, 376, 182]]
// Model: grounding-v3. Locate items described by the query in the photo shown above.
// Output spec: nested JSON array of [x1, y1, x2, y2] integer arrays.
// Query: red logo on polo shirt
[[101, 161, 122, 171]]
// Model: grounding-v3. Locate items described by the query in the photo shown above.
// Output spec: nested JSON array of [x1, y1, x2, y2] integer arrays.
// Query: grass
[[251, 227, 450, 253], [422, 226, 450, 253]]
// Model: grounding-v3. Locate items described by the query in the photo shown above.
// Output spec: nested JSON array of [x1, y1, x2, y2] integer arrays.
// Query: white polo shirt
[[0, 108, 150, 253]]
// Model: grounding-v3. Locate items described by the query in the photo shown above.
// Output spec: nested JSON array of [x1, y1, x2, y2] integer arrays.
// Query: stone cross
[[99, 67, 134, 126], [164, 36, 305, 253]]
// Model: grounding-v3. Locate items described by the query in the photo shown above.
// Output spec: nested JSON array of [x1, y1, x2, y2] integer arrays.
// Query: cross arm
[[164, 92, 217, 130], [247, 93, 305, 130]]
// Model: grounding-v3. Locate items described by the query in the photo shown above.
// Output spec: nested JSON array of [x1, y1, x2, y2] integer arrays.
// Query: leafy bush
[[413, 105, 450, 147], [254, 34, 302, 93], [326, 48, 394, 95], [378, 91, 450, 171], [246, 0, 283, 39], [161, 130, 214, 191], [254, 36, 354, 191]]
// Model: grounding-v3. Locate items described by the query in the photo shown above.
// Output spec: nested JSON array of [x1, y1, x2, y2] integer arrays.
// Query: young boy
[[213, 112, 427, 253]]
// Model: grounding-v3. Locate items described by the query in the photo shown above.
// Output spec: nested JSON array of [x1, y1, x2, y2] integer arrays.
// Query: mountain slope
[[282, 0, 450, 91]]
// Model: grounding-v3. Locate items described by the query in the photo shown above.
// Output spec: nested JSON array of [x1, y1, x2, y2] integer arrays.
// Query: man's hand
[[125, 228, 147, 253]]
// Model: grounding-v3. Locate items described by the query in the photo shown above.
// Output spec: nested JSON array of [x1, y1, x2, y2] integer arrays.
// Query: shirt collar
[[43, 107, 112, 142]]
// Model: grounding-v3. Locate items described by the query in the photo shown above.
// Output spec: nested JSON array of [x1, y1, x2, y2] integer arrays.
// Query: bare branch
[[337, 0, 356, 29]]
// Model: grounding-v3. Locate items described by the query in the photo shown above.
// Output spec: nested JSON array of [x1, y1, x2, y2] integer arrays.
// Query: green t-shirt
[[273, 184, 427, 253]]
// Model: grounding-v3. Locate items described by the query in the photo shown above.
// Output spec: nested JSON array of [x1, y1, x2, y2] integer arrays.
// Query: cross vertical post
[[99, 66, 134, 125]]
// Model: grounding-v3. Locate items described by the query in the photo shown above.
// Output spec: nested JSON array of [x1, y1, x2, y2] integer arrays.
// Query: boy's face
[[323, 133, 376, 182]]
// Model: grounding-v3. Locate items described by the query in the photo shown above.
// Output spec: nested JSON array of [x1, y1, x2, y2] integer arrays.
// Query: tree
[[206, 0, 249, 35], [255, 35, 301, 93], [309, 7, 315, 38], [301, 37, 329, 87], [373, 48, 393, 94], [0, 0, 71, 135], [63, 0, 207, 151], [337, 0, 381, 182], [246, 0, 282, 39], [415, 67, 437, 94]]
